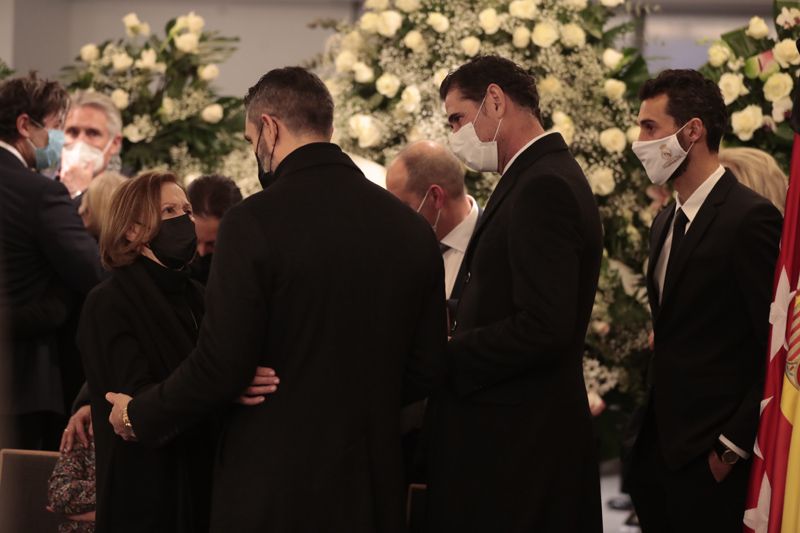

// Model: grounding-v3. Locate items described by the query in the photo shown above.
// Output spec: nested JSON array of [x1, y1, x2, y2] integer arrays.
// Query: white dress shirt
[[0, 140, 28, 167], [502, 131, 559, 175], [441, 195, 479, 299]]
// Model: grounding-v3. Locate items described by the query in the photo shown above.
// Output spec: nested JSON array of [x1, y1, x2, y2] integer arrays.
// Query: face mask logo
[[631, 121, 695, 186], [61, 138, 112, 175], [448, 95, 503, 173]]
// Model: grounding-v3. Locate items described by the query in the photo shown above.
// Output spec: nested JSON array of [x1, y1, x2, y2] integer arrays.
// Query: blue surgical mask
[[34, 129, 65, 173]]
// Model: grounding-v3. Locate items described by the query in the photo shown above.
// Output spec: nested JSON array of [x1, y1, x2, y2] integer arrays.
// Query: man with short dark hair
[[104, 66, 446, 532], [0, 73, 103, 449], [187, 174, 243, 283], [627, 69, 782, 532], [427, 55, 604, 532]]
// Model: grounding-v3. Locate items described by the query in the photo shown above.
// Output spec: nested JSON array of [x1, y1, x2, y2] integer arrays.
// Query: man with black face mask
[[625, 69, 782, 533], [0, 73, 103, 450]]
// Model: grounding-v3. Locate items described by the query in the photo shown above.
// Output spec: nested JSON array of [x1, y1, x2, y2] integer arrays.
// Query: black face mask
[[148, 214, 197, 270], [255, 120, 278, 191]]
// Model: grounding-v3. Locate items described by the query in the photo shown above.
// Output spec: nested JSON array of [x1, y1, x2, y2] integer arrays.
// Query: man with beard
[[626, 69, 782, 532]]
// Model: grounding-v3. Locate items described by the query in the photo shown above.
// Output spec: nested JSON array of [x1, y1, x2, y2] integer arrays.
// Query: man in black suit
[[626, 70, 782, 532], [425, 55, 604, 532], [0, 73, 104, 450], [105, 67, 446, 533]]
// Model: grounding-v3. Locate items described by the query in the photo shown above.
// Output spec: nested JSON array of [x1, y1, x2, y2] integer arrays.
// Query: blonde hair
[[719, 147, 788, 216], [101, 171, 181, 269], [69, 90, 122, 136], [79, 171, 126, 239]]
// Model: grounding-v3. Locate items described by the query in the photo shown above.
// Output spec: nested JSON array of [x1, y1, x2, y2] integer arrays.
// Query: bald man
[[386, 141, 480, 306]]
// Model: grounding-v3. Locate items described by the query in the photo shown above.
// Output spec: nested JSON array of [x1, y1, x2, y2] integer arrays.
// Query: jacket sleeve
[[721, 201, 782, 451], [127, 207, 270, 446], [6, 278, 76, 339], [37, 179, 104, 295], [447, 174, 586, 394]]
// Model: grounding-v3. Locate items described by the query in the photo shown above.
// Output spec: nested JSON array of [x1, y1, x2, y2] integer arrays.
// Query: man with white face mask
[[60, 91, 123, 200], [425, 55, 604, 532], [626, 69, 782, 533]]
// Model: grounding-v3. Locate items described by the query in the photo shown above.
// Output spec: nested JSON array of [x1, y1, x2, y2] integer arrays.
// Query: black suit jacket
[[127, 143, 447, 533], [0, 147, 102, 416], [639, 170, 781, 470], [425, 133, 604, 533]]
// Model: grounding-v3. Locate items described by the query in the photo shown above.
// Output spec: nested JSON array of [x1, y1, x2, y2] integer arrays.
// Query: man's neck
[[673, 152, 721, 204], [436, 195, 472, 241], [497, 117, 545, 173]]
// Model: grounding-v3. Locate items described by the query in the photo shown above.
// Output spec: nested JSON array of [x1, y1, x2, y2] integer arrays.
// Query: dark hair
[[638, 69, 727, 152], [0, 72, 69, 142], [244, 67, 333, 136], [439, 55, 541, 120], [187, 174, 243, 219]]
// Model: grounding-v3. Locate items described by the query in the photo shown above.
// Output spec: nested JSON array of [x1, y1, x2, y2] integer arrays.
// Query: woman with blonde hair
[[78, 171, 126, 239], [719, 147, 788, 215]]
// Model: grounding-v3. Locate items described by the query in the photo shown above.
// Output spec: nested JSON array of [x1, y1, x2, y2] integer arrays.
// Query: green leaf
[[721, 27, 768, 59]]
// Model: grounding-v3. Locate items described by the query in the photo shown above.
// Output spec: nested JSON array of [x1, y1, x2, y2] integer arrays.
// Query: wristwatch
[[713, 440, 740, 465]]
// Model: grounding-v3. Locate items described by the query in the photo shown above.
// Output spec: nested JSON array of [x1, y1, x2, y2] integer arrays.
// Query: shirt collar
[[502, 130, 558, 175], [440, 195, 479, 253], [675, 165, 725, 223], [0, 140, 28, 167]]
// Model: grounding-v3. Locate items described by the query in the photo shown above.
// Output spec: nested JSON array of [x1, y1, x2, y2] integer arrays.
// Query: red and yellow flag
[[745, 133, 800, 533]]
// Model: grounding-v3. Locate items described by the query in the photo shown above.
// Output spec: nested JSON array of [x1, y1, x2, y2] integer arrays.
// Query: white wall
[[8, 0, 355, 96], [0, 0, 14, 68]]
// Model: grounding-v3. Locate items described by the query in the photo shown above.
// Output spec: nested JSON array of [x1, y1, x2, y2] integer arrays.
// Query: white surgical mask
[[448, 96, 502, 173], [416, 187, 442, 233], [631, 122, 694, 186], [61, 139, 112, 175]]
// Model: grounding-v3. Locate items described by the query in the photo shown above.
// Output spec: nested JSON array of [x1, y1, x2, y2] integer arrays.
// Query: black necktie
[[666, 208, 688, 275], [439, 242, 450, 254]]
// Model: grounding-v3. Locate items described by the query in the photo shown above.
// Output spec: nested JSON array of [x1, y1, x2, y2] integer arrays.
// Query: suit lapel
[[647, 206, 675, 319], [659, 172, 736, 311]]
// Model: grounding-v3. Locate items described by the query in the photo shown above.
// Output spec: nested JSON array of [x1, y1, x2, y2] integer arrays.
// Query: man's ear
[[485, 83, 506, 119], [430, 184, 447, 209], [685, 117, 705, 144], [16, 113, 35, 140], [110, 134, 123, 155]]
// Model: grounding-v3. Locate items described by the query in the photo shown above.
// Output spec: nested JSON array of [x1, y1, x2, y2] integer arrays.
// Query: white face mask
[[416, 187, 442, 232], [61, 139, 112, 175], [448, 96, 502, 173], [631, 122, 694, 186]]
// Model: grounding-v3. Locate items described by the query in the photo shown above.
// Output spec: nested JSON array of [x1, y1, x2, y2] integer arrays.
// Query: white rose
[[400, 85, 422, 113], [512, 27, 531, 49], [335, 50, 357, 73], [186, 12, 205, 34], [135, 48, 158, 70], [433, 68, 449, 88], [772, 96, 794, 123], [359, 12, 380, 33], [353, 62, 375, 83], [364, 0, 389, 9], [348, 114, 381, 148], [604, 79, 626, 100], [198, 64, 220, 81], [626, 125, 641, 144], [588, 167, 615, 196], [599, 127, 627, 154], [731, 105, 764, 141], [341, 30, 364, 52], [707, 43, 732, 67], [532, 22, 558, 48], [201, 103, 224, 124], [377, 11, 403, 38], [123, 124, 145, 143], [551, 112, 575, 145], [777, 7, 800, 30], [122, 12, 141, 30], [538, 76, 562, 96], [404, 30, 427, 53], [376, 73, 401, 98], [110, 89, 129, 110], [509, 0, 538, 19], [161, 97, 176, 116], [407, 125, 424, 143], [552, 111, 571, 125], [461, 36, 482, 57], [138, 23, 151, 37], [112, 52, 134, 72], [173, 15, 188, 33], [79, 43, 99, 63], [174, 32, 200, 54], [324, 78, 344, 98], [395, 0, 421, 13], [746, 16, 770, 39], [601, 0, 624, 6], [603, 48, 624, 69], [564, 0, 588, 10], [718, 73, 749, 105], [560, 23, 586, 48], [774, 38, 800, 68], [427, 13, 450, 34], [764, 72, 793, 103], [479, 9, 501, 35]]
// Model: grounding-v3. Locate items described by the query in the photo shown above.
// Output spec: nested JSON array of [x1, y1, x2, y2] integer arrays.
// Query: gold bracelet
[[121, 404, 133, 432]]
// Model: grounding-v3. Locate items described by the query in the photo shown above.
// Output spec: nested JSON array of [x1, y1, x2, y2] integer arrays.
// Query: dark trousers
[[0, 412, 65, 451], [628, 414, 749, 533]]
